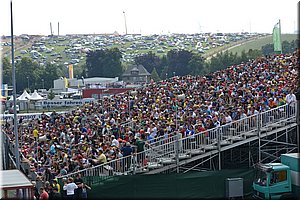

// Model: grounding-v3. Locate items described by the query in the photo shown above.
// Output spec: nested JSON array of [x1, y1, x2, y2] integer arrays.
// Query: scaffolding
[[2, 102, 298, 185]]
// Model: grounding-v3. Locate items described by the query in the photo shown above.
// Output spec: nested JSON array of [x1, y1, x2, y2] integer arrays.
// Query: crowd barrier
[[55, 102, 296, 185], [2, 102, 296, 187]]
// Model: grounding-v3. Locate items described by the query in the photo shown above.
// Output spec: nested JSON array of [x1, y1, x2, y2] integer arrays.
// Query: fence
[[55, 102, 296, 185], [2, 102, 296, 187]]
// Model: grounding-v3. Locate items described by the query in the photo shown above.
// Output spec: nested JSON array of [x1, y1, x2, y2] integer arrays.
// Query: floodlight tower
[[123, 11, 128, 35], [50, 22, 53, 36]]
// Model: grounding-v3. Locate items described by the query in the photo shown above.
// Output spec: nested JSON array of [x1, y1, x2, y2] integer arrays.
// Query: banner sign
[[40, 98, 95, 107], [0, 112, 65, 121]]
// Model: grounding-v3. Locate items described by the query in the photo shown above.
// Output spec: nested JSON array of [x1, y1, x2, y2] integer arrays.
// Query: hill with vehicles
[[1, 32, 271, 67]]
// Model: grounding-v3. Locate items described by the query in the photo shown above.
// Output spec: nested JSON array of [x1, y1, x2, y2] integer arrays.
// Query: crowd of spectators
[[2, 53, 298, 197]]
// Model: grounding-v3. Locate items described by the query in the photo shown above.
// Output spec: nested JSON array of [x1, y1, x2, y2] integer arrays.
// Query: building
[[122, 64, 150, 84], [82, 88, 132, 99], [53, 77, 119, 93]]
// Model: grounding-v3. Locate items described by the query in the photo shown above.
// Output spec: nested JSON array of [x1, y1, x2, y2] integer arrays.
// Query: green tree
[[86, 48, 123, 78], [40, 63, 61, 90], [151, 68, 161, 82], [159, 55, 168, 79], [2, 57, 12, 85], [166, 49, 194, 76], [15, 57, 39, 92], [261, 43, 274, 55], [134, 51, 162, 76], [187, 54, 204, 75], [48, 89, 55, 100]]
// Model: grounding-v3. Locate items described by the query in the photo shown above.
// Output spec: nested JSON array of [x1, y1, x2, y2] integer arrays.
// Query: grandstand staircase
[[145, 117, 297, 174], [55, 103, 298, 187]]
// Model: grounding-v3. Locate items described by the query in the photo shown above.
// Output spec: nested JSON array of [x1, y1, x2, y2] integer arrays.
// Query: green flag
[[273, 21, 282, 53]]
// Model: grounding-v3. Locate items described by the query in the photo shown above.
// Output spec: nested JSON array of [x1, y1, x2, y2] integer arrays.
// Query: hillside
[[228, 34, 297, 55], [1, 33, 267, 67]]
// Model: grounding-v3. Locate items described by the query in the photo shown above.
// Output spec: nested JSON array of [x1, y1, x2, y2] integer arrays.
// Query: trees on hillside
[[151, 68, 161, 82], [2, 57, 12, 85], [166, 49, 194, 76], [86, 48, 123, 78], [5, 38, 294, 92], [134, 49, 205, 79], [2, 57, 62, 92], [134, 51, 161, 76], [261, 40, 298, 55], [206, 49, 262, 73]]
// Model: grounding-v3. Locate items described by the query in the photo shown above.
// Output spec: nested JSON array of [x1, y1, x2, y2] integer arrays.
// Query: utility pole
[[123, 11, 128, 35], [11, 0, 20, 170]]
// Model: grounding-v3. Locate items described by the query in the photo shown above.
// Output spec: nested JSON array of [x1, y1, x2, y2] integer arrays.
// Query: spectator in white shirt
[[63, 177, 78, 199], [111, 135, 119, 148], [286, 90, 296, 104]]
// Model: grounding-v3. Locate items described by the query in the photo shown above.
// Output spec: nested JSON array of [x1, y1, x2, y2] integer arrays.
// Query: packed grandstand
[[2, 52, 298, 186]]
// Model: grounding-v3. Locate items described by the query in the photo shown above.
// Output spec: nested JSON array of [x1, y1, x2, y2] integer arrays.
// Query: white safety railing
[[55, 102, 296, 183], [3, 102, 294, 185]]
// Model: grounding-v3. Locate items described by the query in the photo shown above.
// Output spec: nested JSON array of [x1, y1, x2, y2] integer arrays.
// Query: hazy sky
[[0, 0, 298, 36]]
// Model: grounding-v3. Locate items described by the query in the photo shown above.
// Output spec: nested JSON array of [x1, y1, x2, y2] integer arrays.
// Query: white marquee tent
[[29, 90, 44, 101], [16, 90, 31, 101]]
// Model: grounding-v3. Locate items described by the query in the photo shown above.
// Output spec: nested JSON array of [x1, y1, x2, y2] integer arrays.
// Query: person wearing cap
[[52, 178, 60, 193], [111, 135, 119, 148]]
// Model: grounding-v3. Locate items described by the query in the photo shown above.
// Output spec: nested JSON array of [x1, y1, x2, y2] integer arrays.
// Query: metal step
[[135, 168, 149, 174], [157, 157, 176, 164], [170, 153, 192, 160], [228, 136, 244, 141], [189, 149, 205, 155], [147, 162, 163, 169], [261, 127, 272, 132], [242, 131, 257, 138], [204, 145, 217, 150], [220, 140, 231, 146], [269, 123, 284, 128]]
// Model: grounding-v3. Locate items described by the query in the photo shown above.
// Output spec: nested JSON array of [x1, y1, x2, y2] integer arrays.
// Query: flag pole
[[10, 0, 20, 170], [279, 19, 282, 54]]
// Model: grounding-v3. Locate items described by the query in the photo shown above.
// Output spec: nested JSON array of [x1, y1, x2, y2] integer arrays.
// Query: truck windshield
[[254, 169, 268, 186]]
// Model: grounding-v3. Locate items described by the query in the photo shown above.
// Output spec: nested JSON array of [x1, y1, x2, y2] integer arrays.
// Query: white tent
[[29, 90, 44, 101], [17, 90, 31, 101]]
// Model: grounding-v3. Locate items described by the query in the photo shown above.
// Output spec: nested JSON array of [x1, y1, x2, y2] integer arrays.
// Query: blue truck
[[253, 153, 300, 199]]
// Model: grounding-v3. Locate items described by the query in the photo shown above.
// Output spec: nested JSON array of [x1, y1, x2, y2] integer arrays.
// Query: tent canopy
[[17, 90, 31, 101], [29, 90, 44, 100]]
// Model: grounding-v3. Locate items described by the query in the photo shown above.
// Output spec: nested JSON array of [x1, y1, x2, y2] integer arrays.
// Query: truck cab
[[253, 153, 300, 199], [253, 163, 291, 199]]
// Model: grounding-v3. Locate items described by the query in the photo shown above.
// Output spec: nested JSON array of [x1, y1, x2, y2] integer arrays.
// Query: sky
[[0, 0, 299, 36]]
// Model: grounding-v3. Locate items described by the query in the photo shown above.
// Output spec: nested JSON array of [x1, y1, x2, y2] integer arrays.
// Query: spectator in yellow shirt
[[98, 148, 107, 164], [33, 128, 39, 141]]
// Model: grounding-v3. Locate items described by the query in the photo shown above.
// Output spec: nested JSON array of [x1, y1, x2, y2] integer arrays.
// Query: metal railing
[[3, 102, 296, 186], [55, 102, 296, 184]]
